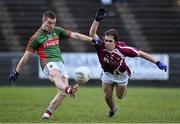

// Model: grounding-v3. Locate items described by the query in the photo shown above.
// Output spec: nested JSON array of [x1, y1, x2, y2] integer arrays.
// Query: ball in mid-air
[[74, 66, 90, 84]]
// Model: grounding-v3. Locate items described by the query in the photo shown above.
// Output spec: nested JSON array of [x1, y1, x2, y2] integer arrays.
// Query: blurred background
[[0, 0, 180, 87]]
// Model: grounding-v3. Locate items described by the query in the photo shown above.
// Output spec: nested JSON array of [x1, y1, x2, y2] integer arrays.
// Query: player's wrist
[[155, 61, 160, 65], [95, 18, 101, 22], [94, 20, 100, 23], [15, 70, 19, 75], [91, 38, 95, 42]]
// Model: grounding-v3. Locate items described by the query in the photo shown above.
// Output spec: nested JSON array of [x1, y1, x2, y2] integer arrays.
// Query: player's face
[[104, 35, 116, 51], [42, 18, 56, 32]]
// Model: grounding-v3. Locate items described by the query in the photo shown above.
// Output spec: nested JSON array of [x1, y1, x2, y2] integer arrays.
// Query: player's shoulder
[[30, 28, 42, 41], [117, 41, 127, 47], [54, 26, 65, 31]]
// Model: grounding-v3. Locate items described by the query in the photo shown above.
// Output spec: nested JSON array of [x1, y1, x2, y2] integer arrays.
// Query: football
[[74, 66, 90, 84]]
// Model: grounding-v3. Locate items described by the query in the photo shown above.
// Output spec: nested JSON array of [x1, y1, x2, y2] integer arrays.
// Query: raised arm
[[89, 8, 106, 38], [89, 20, 100, 38]]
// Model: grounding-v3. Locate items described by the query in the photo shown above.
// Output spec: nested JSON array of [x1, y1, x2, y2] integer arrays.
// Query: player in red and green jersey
[[26, 26, 70, 70], [9, 10, 96, 120]]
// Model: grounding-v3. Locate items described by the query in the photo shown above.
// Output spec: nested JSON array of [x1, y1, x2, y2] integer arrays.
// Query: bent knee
[[57, 90, 67, 97], [117, 94, 125, 99], [60, 92, 67, 96]]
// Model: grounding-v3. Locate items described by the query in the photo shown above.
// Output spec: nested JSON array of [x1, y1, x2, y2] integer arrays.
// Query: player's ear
[[102, 35, 105, 41], [114, 37, 118, 42], [42, 16, 47, 23], [42, 16, 44, 22], [42, 18, 44, 23]]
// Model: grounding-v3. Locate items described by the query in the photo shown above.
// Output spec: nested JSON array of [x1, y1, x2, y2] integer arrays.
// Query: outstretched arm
[[138, 50, 158, 64], [138, 50, 167, 72], [70, 32, 93, 42]]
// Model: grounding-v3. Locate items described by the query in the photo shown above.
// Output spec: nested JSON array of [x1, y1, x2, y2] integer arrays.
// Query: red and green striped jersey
[[26, 26, 71, 69]]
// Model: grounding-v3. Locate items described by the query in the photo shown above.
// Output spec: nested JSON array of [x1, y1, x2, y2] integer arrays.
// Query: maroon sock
[[46, 110, 52, 116], [65, 86, 72, 94]]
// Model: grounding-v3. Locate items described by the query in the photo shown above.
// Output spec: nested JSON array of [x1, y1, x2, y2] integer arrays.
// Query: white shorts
[[101, 71, 130, 86], [43, 61, 69, 78]]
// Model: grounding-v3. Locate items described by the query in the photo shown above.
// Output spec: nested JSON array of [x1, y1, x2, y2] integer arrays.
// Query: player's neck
[[41, 27, 50, 34], [108, 49, 114, 53]]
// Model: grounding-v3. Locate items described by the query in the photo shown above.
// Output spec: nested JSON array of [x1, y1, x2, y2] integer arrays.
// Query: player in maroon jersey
[[8, 10, 97, 120], [89, 8, 167, 117]]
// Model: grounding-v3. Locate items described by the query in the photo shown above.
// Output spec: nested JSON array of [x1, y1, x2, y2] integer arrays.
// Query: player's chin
[[46, 28, 53, 32], [105, 45, 112, 50]]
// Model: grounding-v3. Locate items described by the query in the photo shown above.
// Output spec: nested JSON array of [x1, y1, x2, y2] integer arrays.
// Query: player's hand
[[9, 70, 19, 82], [95, 8, 106, 22], [156, 61, 167, 72]]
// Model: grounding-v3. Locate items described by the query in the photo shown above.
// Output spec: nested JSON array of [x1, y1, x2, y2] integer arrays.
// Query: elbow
[[89, 33, 94, 38], [89, 28, 96, 38], [89, 29, 93, 37], [138, 50, 144, 57], [89, 31, 96, 38], [71, 32, 79, 39]]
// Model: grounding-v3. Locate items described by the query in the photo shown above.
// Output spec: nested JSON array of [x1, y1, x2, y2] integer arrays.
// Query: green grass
[[0, 86, 180, 123]]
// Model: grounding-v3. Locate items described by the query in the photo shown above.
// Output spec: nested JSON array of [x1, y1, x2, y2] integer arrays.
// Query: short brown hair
[[103, 29, 119, 42], [42, 10, 56, 20]]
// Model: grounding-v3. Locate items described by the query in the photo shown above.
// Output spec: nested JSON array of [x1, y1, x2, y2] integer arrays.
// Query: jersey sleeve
[[92, 37, 103, 46], [26, 37, 38, 52], [56, 27, 71, 39], [120, 46, 139, 57]]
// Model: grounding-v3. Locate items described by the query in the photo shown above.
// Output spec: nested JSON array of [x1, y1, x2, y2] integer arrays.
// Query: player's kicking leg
[[42, 69, 79, 120], [47, 68, 79, 97], [41, 84, 79, 120]]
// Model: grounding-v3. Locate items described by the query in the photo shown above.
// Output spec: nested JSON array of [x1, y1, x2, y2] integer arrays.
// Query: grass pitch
[[0, 86, 180, 123]]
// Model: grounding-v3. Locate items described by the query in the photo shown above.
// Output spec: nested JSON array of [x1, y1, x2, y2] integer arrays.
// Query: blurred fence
[[0, 52, 180, 87]]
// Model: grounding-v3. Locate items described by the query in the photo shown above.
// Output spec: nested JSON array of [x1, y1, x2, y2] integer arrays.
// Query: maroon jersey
[[93, 39, 139, 76]]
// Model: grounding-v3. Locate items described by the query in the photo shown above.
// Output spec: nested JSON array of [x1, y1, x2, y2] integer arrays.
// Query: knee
[[56, 90, 67, 97], [117, 94, 124, 99], [49, 70, 62, 81], [61, 92, 67, 97], [105, 94, 112, 101]]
